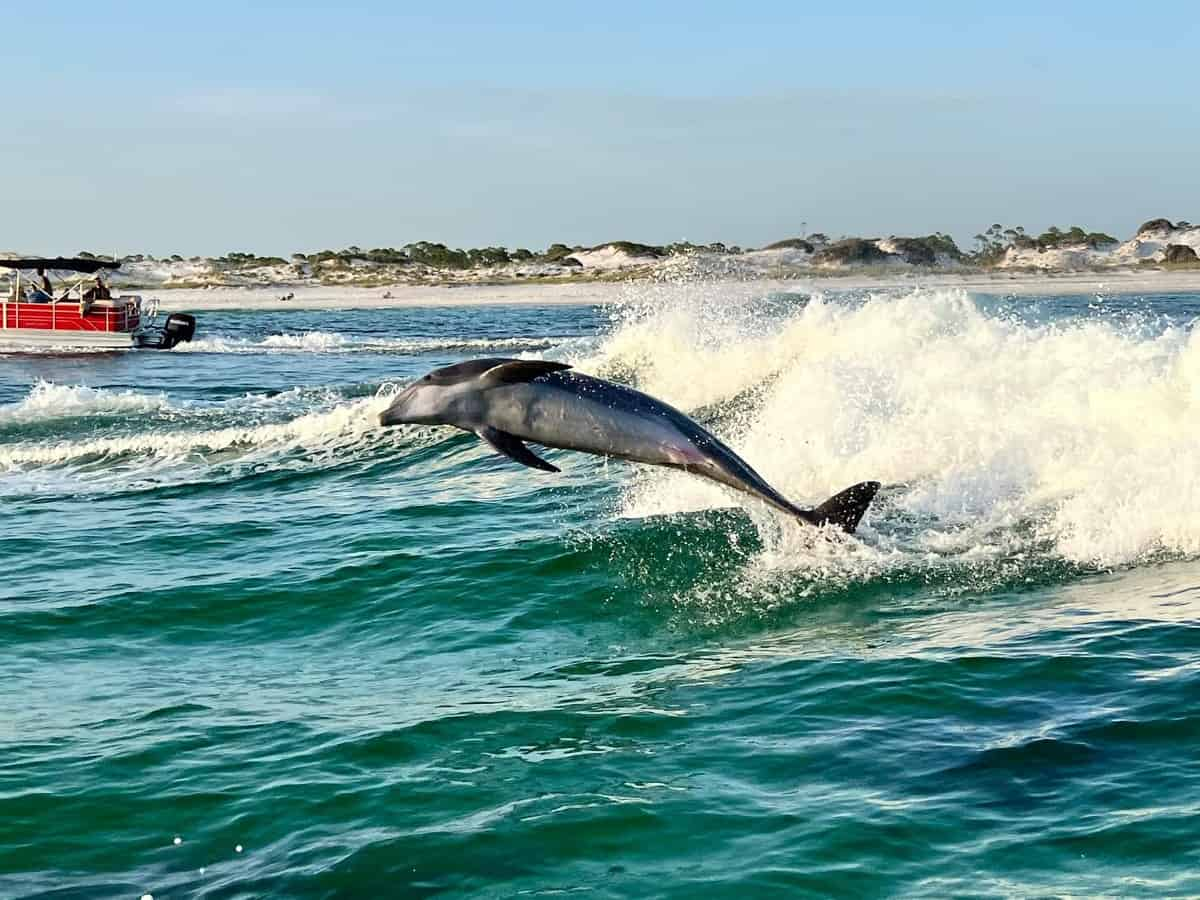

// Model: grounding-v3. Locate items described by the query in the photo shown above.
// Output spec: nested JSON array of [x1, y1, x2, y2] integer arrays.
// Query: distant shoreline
[[153, 269, 1200, 312]]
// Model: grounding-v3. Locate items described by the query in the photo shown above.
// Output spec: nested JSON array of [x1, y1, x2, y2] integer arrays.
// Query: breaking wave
[[584, 286, 1200, 571]]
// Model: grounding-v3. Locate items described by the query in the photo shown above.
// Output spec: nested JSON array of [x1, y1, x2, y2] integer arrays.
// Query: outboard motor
[[157, 313, 196, 349]]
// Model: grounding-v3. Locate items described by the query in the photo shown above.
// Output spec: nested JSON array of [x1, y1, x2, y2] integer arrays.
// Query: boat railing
[[2, 265, 147, 337], [48, 278, 90, 302], [1, 284, 141, 333], [1, 300, 140, 333]]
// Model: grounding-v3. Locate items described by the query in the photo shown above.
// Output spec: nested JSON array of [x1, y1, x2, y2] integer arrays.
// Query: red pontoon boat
[[0, 256, 195, 350]]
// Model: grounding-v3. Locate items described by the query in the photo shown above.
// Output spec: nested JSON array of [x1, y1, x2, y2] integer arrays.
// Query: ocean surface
[[3, 284, 1200, 898]]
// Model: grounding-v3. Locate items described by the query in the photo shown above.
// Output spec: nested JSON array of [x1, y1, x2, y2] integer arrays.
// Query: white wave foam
[[0, 386, 403, 474], [591, 286, 1200, 570], [0, 381, 170, 425], [261, 331, 353, 351], [180, 331, 572, 355]]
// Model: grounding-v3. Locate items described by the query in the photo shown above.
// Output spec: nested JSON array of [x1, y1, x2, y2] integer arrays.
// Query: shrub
[[467, 247, 511, 267], [1031, 226, 1116, 249], [404, 242, 470, 269], [813, 239, 893, 265], [1138, 218, 1175, 235], [364, 247, 409, 264], [221, 252, 287, 267], [1164, 244, 1199, 264], [885, 238, 936, 265], [597, 241, 664, 257], [541, 243, 577, 262], [764, 238, 815, 252]]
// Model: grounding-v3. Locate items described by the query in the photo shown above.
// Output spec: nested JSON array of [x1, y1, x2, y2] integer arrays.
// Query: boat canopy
[[0, 257, 121, 273]]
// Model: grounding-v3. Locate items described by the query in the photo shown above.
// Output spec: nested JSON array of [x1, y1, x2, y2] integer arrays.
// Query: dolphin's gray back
[[481, 371, 804, 516]]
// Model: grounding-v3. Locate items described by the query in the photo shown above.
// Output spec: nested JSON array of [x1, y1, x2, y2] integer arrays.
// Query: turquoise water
[[3, 286, 1200, 898]]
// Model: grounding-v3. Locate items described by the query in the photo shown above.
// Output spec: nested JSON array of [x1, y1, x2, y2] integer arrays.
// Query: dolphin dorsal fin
[[477, 426, 560, 473], [480, 359, 571, 387]]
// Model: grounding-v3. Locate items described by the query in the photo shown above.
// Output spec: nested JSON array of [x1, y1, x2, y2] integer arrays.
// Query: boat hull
[[0, 326, 135, 349]]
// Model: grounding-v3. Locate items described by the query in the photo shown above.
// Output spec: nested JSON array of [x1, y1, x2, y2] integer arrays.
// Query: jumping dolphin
[[379, 358, 879, 533]]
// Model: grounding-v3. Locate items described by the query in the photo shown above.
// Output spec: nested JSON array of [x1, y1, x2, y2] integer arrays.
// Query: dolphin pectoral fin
[[479, 360, 572, 387], [477, 426, 560, 473], [804, 481, 881, 534]]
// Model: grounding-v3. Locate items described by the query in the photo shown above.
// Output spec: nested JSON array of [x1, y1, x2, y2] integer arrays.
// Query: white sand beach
[[152, 269, 1200, 312]]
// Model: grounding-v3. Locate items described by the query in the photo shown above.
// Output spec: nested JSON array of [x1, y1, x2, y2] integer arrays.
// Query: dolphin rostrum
[[379, 358, 880, 533]]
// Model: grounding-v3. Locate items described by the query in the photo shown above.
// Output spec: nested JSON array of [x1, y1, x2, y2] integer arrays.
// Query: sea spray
[[590, 286, 1200, 569]]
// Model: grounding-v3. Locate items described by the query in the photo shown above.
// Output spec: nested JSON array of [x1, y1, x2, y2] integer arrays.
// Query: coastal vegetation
[[970, 223, 1119, 264], [763, 238, 814, 252], [58, 216, 1195, 288], [1164, 244, 1199, 265], [814, 238, 892, 266]]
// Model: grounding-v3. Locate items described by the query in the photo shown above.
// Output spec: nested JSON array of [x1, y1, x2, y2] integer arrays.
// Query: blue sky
[[3, 1, 1198, 255]]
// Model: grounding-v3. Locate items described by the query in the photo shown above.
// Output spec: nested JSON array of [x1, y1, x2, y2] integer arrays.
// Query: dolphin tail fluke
[[801, 481, 881, 534]]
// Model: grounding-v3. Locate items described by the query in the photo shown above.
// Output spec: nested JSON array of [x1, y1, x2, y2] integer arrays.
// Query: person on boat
[[83, 275, 111, 301], [28, 268, 53, 302], [80, 274, 108, 315]]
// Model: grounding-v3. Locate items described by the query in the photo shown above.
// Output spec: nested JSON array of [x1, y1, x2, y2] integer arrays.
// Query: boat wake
[[0, 381, 171, 425], [0, 383, 410, 494], [178, 331, 586, 355]]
